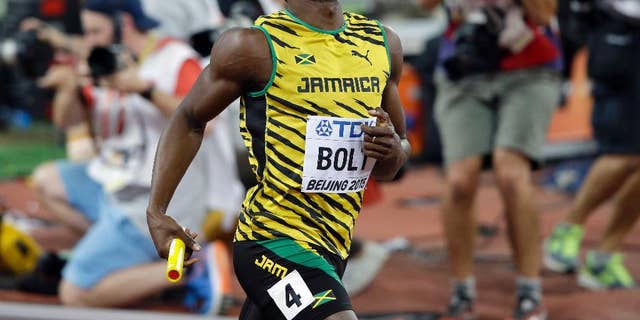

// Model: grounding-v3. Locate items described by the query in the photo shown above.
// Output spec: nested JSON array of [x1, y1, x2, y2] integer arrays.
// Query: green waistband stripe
[[258, 238, 341, 283]]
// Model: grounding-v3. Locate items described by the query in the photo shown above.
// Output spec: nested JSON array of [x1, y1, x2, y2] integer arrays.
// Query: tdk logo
[[316, 119, 375, 138], [315, 120, 333, 136]]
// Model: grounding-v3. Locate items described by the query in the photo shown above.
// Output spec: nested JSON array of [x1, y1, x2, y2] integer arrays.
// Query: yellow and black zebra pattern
[[236, 9, 391, 259]]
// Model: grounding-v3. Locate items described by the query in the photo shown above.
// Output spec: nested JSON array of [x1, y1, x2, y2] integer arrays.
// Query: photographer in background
[[420, 1, 560, 319], [28, 0, 232, 314], [0, 0, 83, 124], [545, 0, 640, 290]]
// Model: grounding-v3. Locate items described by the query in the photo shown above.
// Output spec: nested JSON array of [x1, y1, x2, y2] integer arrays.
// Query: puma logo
[[351, 50, 372, 66]]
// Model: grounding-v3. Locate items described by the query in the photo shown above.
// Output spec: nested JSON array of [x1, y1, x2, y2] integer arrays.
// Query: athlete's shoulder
[[380, 24, 402, 57], [214, 27, 269, 51], [207, 27, 272, 84]]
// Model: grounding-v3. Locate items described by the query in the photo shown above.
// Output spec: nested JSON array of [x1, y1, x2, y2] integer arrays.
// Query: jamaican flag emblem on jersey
[[295, 53, 316, 65]]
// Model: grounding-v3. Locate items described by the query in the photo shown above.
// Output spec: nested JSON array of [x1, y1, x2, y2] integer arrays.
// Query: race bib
[[268, 270, 314, 320], [301, 116, 377, 194]]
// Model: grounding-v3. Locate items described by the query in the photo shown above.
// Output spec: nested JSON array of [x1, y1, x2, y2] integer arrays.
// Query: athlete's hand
[[147, 212, 201, 267], [361, 108, 403, 162]]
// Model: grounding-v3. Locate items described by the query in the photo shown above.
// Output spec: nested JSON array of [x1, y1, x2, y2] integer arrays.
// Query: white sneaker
[[342, 240, 390, 296]]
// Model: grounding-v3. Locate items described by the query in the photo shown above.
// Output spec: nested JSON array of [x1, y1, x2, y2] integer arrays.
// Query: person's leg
[[494, 68, 559, 319], [441, 158, 482, 320], [31, 161, 101, 236], [576, 166, 640, 290], [568, 79, 640, 225], [442, 157, 483, 281], [28, 224, 83, 252], [566, 156, 638, 226], [59, 261, 173, 307], [325, 311, 358, 320], [493, 150, 540, 277], [546, 80, 640, 274], [599, 165, 640, 252], [58, 198, 172, 307], [434, 72, 495, 319], [434, 72, 494, 281], [598, 165, 640, 252], [61, 205, 233, 311], [239, 298, 262, 320]]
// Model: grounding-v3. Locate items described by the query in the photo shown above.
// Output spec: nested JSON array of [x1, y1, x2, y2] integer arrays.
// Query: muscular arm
[[146, 28, 272, 258], [364, 26, 411, 181]]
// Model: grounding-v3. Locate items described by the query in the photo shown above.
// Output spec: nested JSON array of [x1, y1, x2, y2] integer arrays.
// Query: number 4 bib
[[301, 116, 377, 194], [267, 270, 314, 320]]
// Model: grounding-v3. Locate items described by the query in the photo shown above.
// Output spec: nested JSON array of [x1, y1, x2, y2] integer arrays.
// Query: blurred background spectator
[[423, 1, 561, 319], [545, 0, 640, 291], [0, 0, 82, 127]]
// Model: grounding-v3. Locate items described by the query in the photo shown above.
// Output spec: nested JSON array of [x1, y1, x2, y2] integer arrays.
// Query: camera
[[443, 10, 505, 81], [0, 30, 54, 79], [87, 45, 126, 81]]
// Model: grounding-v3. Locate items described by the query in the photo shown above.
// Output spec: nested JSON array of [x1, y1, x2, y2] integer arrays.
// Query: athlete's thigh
[[326, 310, 358, 320], [239, 298, 266, 320], [233, 238, 352, 320]]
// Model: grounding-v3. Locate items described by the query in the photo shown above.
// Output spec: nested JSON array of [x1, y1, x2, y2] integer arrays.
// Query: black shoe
[[16, 253, 66, 295]]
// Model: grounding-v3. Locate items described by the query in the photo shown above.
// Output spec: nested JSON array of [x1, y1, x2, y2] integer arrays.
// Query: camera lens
[[88, 46, 119, 79], [0, 31, 54, 79]]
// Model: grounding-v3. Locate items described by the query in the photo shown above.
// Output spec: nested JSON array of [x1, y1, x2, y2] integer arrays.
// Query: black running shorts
[[591, 80, 640, 155], [233, 238, 352, 320]]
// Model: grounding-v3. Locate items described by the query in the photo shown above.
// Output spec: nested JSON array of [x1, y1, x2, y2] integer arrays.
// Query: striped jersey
[[235, 9, 391, 259]]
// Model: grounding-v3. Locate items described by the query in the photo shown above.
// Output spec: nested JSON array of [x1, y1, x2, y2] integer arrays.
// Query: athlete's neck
[[286, 0, 343, 31]]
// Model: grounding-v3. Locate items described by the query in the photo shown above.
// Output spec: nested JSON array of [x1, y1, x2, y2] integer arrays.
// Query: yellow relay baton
[[166, 238, 186, 283]]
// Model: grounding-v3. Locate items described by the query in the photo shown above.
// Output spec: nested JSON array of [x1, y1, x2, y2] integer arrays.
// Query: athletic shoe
[[577, 251, 636, 290], [509, 294, 547, 320], [342, 240, 389, 296], [14, 253, 66, 295], [439, 285, 475, 320], [543, 223, 584, 273], [183, 241, 234, 315]]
